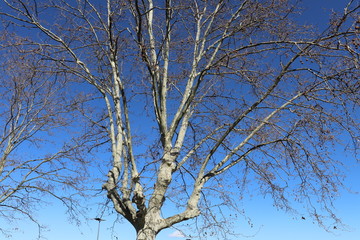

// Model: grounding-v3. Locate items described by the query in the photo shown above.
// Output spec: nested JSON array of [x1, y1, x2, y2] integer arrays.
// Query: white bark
[[136, 228, 156, 240]]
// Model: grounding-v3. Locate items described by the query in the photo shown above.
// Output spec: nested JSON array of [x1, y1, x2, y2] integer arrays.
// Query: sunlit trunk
[[136, 228, 156, 240]]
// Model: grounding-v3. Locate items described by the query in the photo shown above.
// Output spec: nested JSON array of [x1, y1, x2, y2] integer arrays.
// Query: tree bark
[[136, 228, 156, 240]]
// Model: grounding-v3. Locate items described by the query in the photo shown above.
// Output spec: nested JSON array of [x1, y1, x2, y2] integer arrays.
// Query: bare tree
[[0, 33, 89, 237], [0, 0, 359, 239]]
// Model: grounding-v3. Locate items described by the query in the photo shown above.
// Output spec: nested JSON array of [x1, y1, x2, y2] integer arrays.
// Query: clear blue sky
[[1, 1, 359, 240], [3, 162, 359, 240]]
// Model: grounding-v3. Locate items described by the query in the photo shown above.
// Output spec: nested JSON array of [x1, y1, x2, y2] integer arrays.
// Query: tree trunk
[[136, 228, 156, 240]]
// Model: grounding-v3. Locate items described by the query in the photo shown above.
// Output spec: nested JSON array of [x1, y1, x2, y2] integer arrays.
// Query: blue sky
[[1, 0, 359, 240], [3, 162, 359, 240]]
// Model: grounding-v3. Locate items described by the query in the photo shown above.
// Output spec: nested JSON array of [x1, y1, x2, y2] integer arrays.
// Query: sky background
[[3, 161, 359, 240], [1, 0, 359, 240]]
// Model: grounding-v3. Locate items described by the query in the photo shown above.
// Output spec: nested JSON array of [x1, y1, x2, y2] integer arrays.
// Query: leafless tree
[[0, 0, 359, 239], [0, 34, 89, 237]]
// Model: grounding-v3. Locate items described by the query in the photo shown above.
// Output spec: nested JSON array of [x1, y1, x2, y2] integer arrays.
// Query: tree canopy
[[0, 0, 359, 239]]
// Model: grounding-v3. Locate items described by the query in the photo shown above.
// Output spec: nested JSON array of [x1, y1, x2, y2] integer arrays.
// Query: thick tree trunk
[[136, 228, 156, 240]]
